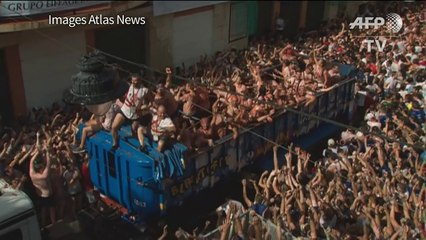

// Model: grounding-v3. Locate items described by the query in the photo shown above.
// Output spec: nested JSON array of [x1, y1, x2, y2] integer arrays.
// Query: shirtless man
[[178, 83, 211, 119], [30, 148, 55, 226], [248, 98, 274, 123], [233, 72, 247, 95], [211, 99, 238, 140], [177, 84, 197, 119], [225, 95, 240, 120], [194, 117, 214, 149], [153, 86, 179, 119], [235, 99, 252, 125]]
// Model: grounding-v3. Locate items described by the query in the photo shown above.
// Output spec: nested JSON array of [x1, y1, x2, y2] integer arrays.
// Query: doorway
[[306, 2, 326, 31], [0, 49, 13, 125], [280, 1, 302, 38], [94, 25, 147, 75]]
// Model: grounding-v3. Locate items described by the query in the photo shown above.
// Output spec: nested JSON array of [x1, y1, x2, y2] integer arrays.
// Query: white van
[[0, 179, 41, 240]]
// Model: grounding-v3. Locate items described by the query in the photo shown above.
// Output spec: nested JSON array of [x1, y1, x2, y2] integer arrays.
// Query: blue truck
[[79, 64, 357, 233]]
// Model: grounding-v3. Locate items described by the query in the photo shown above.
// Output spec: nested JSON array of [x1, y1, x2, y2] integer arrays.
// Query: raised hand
[[241, 179, 247, 186]]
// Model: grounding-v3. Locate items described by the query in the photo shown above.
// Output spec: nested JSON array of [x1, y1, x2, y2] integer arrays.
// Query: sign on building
[[0, 1, 109, 17]]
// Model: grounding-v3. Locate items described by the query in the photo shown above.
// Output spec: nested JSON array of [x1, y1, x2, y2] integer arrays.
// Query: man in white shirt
[[111, 74, 149, 150], [138, 105, 175, 153]]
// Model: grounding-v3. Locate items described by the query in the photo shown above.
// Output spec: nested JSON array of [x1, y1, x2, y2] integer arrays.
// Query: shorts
[[139, 113, 152, 127], [118, 110, 133, 124], [157, 134, 170, 143], [39, 195, 55, 208]]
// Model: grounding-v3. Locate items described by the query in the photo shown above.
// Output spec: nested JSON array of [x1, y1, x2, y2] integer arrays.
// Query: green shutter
[[247, 1, 258, 35]]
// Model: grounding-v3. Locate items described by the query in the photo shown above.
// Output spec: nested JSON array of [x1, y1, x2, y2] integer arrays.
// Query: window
[[108, 151, 116, 178], [0, 229, 23, 240], [229, 2, 248, 42]]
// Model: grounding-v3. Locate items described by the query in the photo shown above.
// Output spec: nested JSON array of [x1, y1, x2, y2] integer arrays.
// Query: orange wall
[[4, 45, 27, 118]]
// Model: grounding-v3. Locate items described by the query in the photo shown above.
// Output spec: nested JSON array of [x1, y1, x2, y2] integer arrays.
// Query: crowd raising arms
[[0, 1, 424, 239]]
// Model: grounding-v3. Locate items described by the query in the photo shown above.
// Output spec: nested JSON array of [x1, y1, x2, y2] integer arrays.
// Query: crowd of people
[[0, 1, 424, 239], [165, 2, 426, 240], [0, 105, 94, 227]]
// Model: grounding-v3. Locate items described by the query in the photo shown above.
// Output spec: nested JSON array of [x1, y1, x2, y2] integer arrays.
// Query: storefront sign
[[0, 1, 109, 17]]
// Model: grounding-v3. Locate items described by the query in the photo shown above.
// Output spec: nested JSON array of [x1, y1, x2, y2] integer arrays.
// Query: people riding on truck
[[111, 74, 149, 151], [72, 103, 119, 154], [137, 105, 176, 153]]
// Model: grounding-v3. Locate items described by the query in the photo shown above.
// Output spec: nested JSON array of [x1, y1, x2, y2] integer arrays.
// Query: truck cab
[[0, 179, 41, 240]]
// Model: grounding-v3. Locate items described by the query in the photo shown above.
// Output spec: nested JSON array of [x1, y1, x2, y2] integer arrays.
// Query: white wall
[[19, 27, 86, 108], [153, 1, 227, 16], [172, 10, 213, 67]]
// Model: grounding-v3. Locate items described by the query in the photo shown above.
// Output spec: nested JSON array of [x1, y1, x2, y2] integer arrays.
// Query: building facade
[[0, 1, 365, 124]]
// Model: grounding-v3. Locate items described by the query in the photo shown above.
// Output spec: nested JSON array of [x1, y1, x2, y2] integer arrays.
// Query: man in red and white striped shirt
[[137, 105, 175, 153], [111, 74, 149, 151]]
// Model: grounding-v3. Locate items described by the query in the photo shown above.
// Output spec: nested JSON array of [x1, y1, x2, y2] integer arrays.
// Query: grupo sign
[[0, 1, 109, 17]]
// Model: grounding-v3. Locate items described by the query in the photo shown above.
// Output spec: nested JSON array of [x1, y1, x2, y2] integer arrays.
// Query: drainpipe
[[271, 1, 281, 33]]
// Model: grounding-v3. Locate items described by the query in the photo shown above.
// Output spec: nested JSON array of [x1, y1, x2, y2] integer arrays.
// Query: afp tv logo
[[349, 13, 403, 52]]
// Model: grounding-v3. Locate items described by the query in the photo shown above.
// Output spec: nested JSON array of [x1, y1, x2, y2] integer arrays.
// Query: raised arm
[[219, 217, 231, 240], [157, 225, 168, 240], [0, 142, 8, 159], [50, 113, 62, 127], [250, 179, 261, 195], [241, 179, 253, 208], [164, 67, 173, 89], [272, 177, 281, 196], [285, 150, 292, 171], [29, 150, 40, 178], [16, 145, 35, 165], [40, 150, 51, 178], [273, 146, 279, 171], [390, 201, 401, 230], [296, 148, 303, 174], [13, 132, 24, 150], [331, 23, 346, 41], [257, 170, 269, 189]]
